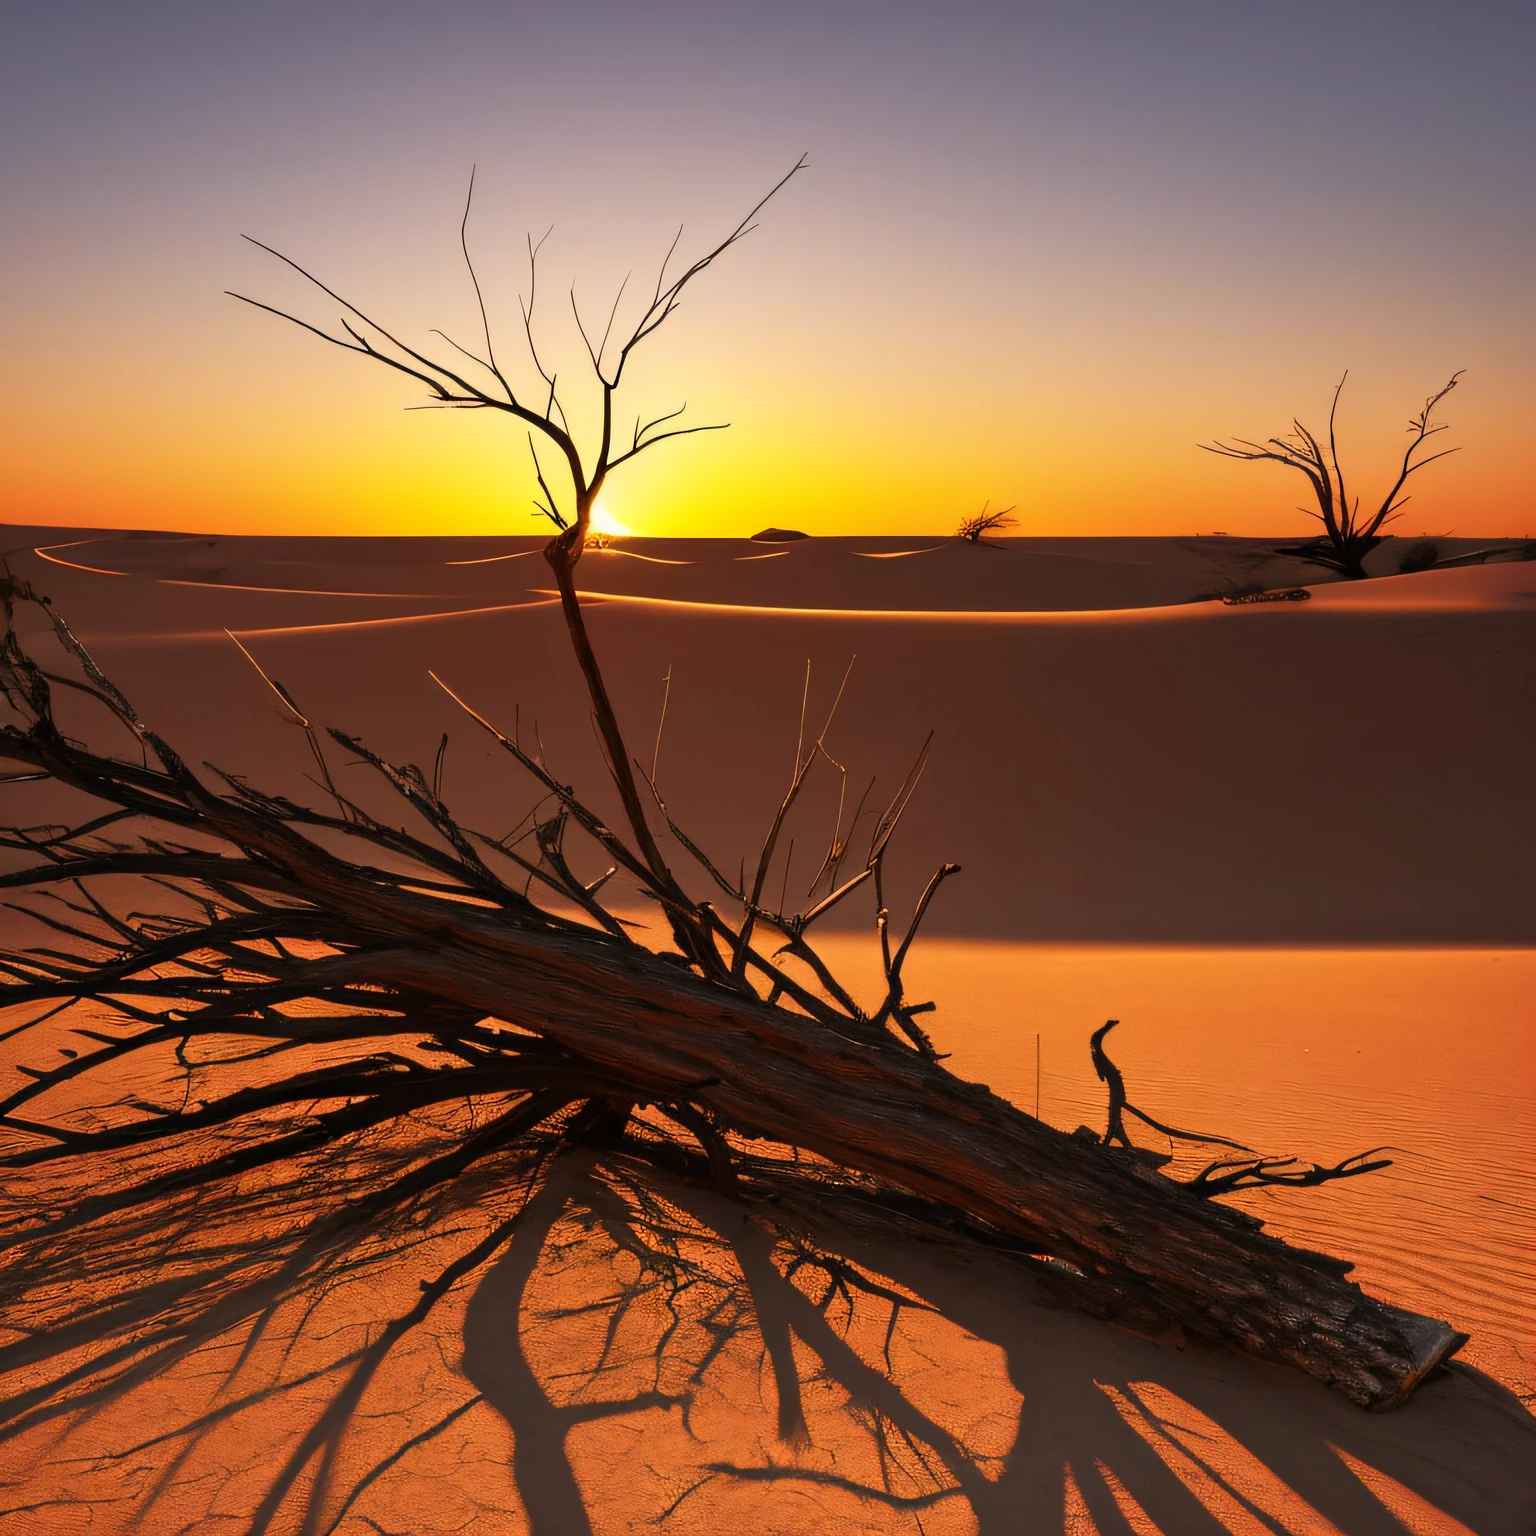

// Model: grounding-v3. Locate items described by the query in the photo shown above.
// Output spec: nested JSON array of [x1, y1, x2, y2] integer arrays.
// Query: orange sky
[[2, 3, 1531, 540]]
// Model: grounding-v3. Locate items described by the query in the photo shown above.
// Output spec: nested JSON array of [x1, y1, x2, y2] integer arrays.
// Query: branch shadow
[[1, 1140, 1531, 1535]]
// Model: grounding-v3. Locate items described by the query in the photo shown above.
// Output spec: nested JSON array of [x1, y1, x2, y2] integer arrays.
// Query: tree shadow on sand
[[0, 1130, 1530, 1536]]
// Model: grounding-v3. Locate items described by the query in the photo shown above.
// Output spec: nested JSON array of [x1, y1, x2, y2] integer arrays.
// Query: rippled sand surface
[[4, 947, 1529, 1535], [810, 940, 1536, 1398]]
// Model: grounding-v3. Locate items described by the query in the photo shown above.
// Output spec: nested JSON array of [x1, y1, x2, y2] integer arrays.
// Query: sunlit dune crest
[[158, 578, 456, 597], [583, 549, 693, 564], [1304, 561, 1536, 610], [219, 597, 566, 635], [563, 586, 1222, 622], [160, 598, 563, 641], [33, 543, 130, 576], [443, 548, 543, 565]]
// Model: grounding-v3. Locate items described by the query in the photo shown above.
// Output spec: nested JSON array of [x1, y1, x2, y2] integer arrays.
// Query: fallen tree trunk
[[0, 574, 1465, 1409], [308, 924, 1466, 1408]]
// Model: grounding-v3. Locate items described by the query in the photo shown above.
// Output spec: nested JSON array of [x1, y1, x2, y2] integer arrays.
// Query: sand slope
[[5, 526, 1530, 942]]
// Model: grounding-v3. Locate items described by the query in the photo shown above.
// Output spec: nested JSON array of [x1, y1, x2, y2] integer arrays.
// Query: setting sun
[[589, 504, 632, 537]]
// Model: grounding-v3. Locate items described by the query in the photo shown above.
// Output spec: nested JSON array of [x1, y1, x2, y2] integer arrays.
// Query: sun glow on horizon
[[2, 9, 1528, 543], [590, 505, 633, 537]]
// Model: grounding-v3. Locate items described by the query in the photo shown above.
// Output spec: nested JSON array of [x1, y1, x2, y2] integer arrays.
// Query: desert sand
[[8, 527, 1532, 943], [1, 525, 1532, 1533]]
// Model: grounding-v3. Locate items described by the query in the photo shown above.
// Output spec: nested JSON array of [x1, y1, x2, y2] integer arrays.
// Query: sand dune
[[18, 526, 1526, 610], [6, 525, 1530, 943]]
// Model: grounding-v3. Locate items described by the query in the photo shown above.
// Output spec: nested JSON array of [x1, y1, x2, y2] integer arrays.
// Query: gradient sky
[[2, 1, 1532, 539]]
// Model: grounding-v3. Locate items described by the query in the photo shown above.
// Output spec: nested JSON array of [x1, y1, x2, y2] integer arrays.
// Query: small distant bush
[[1398, 541, 1439, 574], [956, 503, 1017, 542]]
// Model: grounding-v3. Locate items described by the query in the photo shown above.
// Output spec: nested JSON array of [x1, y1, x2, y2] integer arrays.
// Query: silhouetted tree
[[1202, 372, 1462, 580], [228, 159, 806, 977]]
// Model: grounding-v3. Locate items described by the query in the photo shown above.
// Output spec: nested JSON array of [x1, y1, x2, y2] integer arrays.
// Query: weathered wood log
[[0, 576, 1466, 1410], [308, 916, 1470, 1408]]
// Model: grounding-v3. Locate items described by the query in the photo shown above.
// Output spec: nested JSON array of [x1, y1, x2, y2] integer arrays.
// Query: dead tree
[[1201, 373, 1463, 580], [227, 159, 810, 985], [0, 173, 1469, 1410]]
